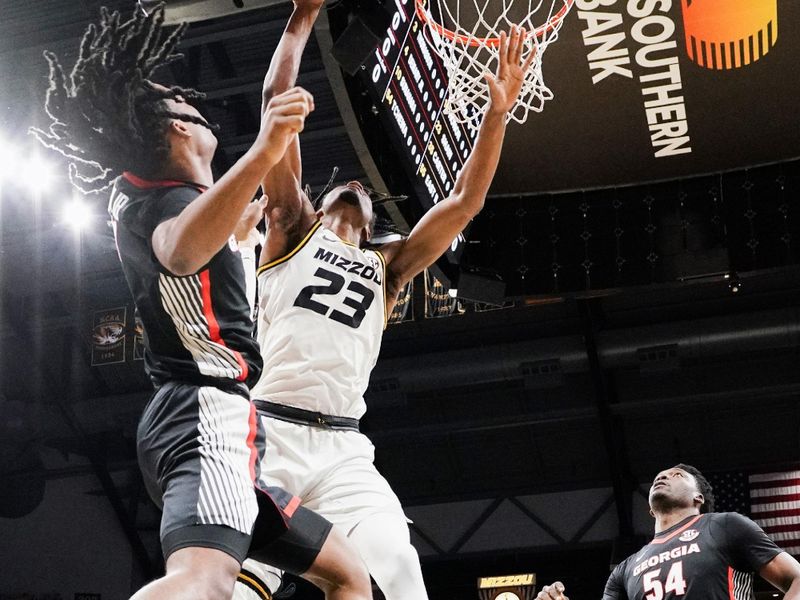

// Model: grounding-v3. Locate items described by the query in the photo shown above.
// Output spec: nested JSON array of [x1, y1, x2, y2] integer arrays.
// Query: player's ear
[[170, 120, 192, 138], [649, 509, 655, 518], [695, 493, 704, 508]]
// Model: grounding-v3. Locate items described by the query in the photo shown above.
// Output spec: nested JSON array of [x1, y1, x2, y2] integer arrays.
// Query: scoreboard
[[363, 0, 478, 259]]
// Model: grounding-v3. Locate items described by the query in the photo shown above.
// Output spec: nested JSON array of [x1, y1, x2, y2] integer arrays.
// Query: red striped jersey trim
[[651, 514, 703, 545], [199, 269, 248, 382], [727, 566, 734, 600], [122, 171, 207, 191], [284, 495, 301, 518], [246, 402, 258, 483]]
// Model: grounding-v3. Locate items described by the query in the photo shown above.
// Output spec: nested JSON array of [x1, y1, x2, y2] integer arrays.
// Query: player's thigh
[[138, 382, 262, 562], [249, 503, 333, 575], [257, 416, 322, 497], [307, 432, 406, 526]]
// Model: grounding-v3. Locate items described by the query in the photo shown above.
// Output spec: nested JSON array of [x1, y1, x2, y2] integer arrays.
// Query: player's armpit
[[760, 552, 800, 596], [383, 198, 475, 297]]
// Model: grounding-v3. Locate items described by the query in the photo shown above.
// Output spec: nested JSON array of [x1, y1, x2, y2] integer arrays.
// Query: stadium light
[[0, 143, 21, 182], [20, 155, 56, 194], [63, 197, 93, 231]]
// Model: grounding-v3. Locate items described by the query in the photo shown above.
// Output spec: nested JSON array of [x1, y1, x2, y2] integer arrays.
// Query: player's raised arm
[[152, 87, 313, 275], [258, 0, 324, 266], [382, 26, 535, 306]]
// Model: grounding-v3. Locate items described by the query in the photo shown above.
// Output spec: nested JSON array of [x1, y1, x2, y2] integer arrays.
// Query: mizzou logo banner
[[91, 307, 127, 366], [133, 313, 145, 361], [492, 0, 798, 194], [478, 574, 537, 600]]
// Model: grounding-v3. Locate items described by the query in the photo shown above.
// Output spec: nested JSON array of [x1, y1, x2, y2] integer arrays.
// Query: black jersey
[[603, 512, 781, 600], [108, 172, 262, 389]]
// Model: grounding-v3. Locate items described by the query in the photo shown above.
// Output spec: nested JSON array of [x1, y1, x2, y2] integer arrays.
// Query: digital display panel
[[363, 0, 478, 260]]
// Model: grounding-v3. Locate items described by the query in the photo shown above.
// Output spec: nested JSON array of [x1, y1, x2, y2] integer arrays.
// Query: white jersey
[[251, 222, 387, 419]]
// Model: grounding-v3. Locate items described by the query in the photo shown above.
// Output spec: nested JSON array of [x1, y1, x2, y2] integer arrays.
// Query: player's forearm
[[783, 578, 800, 600], [261, 5, 320, 107], [154, 149, 273, 275], [448, 109, 507, 215]]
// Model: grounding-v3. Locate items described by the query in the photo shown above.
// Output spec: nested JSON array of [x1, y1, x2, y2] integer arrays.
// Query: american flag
[[750, 470, 800, 556], [707, 469, 800, 556]]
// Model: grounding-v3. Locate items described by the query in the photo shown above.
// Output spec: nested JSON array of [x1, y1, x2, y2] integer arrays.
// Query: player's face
[[163, 95, 218, 155], [320, 181, 373, 229], [649, 467, 701, 513]]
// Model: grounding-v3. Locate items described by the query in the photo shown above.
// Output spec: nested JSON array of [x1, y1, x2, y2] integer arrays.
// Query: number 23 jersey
[[251, 222, 387, 419], [603, 512, 781, 600]]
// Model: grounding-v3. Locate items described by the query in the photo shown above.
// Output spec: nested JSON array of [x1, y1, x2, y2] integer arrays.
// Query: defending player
[[236, 17, 535, 600], [30, 5, 371, 599], [536, 464, 800, 600]]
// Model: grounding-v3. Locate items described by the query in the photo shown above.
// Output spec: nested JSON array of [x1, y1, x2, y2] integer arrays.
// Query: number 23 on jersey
[[294, 267, 375, 329]]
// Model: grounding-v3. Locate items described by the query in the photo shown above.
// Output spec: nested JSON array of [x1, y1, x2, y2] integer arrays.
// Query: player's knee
[[384, 542, 423, 580], [310, 533, 371, 595], [166, 548, 240, 600], [322, 551, 371, 594], [187, 577, 237, 600]]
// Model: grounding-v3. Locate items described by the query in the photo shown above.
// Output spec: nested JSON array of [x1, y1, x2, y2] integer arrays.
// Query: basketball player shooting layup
[[30, 4, 372, 599], [536, 465, 800, 600], [235, 16, 536, 600]]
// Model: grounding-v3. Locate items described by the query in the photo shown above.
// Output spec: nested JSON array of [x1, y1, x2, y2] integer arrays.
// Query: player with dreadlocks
[[31, 4, 372, 600]]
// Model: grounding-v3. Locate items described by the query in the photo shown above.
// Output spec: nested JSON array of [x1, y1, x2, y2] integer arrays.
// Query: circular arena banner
[[490, 0, 800, 194]]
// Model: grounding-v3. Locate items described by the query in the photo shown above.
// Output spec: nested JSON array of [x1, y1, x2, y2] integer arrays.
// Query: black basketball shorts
[[137, 381, 332, 569]]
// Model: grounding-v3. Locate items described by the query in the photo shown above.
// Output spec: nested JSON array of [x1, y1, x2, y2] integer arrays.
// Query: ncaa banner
[[90, 307, 127, 366], [493, 0, 800, 193], [133, 313, 145, 361]]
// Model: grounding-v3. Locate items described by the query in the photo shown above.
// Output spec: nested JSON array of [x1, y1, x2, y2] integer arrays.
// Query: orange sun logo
[[681, 0, 778, 69]]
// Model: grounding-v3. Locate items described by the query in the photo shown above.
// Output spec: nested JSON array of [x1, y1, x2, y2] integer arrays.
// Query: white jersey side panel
[[251, 223, 386, 419]]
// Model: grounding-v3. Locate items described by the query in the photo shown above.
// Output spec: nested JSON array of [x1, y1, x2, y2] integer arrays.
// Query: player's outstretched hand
[[256, 86, 315, 166], [536, 581, 569, 600], [485, 25, 536, 116], [234, 196, 267, 243]]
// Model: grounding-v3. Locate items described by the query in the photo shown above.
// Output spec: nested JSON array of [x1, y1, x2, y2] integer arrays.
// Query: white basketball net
[[417, 0, 574, 129]]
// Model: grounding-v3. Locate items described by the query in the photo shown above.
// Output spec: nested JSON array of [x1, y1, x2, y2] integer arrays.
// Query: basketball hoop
[[415, 0, 575, 129]]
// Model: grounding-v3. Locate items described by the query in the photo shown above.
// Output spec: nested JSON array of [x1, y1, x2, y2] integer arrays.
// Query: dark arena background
[[1, 0, 800, 598]]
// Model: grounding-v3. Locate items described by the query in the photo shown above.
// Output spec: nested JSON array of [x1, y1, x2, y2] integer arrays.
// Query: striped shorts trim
[[137, 382, 291, 561]]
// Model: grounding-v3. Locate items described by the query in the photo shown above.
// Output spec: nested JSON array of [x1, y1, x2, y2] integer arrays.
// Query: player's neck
[[653, 507, 700, 534], [158, 153, 214, 188], [323, 215, 363, 246]]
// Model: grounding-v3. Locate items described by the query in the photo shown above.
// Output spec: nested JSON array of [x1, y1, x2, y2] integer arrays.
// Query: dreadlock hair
[[29, 4, 218, 193], [674, 463, 716, 513]]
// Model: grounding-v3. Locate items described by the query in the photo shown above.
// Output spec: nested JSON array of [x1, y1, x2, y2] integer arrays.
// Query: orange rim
[[415, 0, 574, 48]]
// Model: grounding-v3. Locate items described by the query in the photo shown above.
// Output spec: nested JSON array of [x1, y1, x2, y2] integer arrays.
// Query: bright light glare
[[63, 199, 93, 231], [20, 155, 56, 193], [448, 288, 458, 298], [0, 143, 21, 182]]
